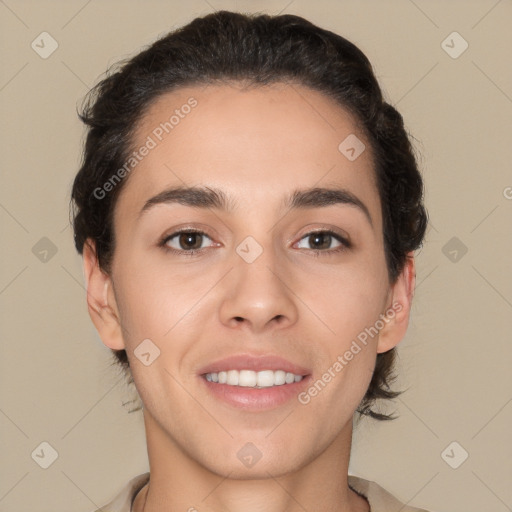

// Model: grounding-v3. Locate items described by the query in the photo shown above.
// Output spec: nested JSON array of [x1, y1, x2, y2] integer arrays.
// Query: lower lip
[[200, 375, 311, 411]]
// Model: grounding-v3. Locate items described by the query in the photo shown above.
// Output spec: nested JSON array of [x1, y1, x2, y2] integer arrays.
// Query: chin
[[194, 434, 311, 479], [202, 455, 304, 481]]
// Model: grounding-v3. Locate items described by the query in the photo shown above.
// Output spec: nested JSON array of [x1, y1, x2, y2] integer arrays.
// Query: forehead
[[115, 81, 381, 226]]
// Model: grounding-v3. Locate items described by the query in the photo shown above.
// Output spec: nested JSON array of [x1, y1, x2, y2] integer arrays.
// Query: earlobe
[[82, 239, 126, 351], [376, 252, 416, 354]]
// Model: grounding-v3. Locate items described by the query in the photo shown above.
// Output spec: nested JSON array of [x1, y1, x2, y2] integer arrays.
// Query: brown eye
[[177, 232, 204, 250], [161, 230, 213, 253], [295, 230, 350, 254]]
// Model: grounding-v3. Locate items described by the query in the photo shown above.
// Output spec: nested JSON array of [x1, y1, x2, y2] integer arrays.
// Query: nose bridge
[[218, 232, 298, 331], [235, 238, 281, 293]]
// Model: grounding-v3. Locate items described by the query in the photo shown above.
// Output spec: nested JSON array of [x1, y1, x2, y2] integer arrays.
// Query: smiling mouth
[[203, 369, 306, 389]]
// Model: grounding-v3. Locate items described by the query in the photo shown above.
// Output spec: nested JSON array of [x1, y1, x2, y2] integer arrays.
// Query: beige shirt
[[92, 472, 432, 512]]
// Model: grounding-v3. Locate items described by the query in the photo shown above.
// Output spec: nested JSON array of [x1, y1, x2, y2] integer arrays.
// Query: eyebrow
[[138, 185, 373, 228]]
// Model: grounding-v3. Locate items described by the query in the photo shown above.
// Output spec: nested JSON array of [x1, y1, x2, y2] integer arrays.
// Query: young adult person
[[71, 10, 430, 512]]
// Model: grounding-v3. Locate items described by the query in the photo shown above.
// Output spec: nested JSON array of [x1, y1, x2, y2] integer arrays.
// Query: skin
[[83, 82, 415, 512]]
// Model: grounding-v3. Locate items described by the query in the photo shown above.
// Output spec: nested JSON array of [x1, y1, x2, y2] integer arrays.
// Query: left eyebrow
[[284, 186, 373, 228], [138, 185, 373, 228]]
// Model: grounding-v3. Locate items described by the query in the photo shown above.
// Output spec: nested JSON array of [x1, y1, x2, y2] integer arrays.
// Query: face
[[86, 81, 412, 479]]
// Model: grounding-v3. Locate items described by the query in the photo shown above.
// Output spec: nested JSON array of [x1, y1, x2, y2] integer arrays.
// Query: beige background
[[1, 1, 511, 511]]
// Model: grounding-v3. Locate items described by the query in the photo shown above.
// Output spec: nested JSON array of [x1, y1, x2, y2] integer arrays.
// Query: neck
[[134, 409, 369, 512]]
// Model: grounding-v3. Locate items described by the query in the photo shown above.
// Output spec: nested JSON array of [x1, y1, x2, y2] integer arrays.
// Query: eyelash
[[158, 228, 351, 258]]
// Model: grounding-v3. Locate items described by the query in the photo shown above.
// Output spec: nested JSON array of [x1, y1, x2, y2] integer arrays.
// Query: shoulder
[[90, 472, 150, 512], [348, 475, 434, 512]]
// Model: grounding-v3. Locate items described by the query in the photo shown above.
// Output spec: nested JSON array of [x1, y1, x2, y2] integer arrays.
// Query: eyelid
[[293, 225, 351, 246], [159, 225, 216, 243]]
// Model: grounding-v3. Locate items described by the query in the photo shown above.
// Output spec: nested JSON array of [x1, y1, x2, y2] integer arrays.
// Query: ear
[[82, 239, 125, 350], [376, 251, 416, 354]]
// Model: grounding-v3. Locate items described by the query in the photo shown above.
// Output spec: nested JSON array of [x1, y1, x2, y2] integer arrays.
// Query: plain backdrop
[[1, 1, 511, 511]]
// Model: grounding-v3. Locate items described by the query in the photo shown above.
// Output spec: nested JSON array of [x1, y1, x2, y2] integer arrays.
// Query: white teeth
[[274, 370, 286, 385], [226, 370, 239, 386], [238, 370, 257, 387], [204, 369, 304, 388], [257, 370, 275, 387]]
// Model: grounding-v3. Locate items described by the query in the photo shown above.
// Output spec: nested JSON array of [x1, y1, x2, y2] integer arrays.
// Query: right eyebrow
[[138, 185, 237, 219]]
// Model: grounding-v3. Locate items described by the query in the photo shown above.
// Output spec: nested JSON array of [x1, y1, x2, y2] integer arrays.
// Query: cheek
[[112, 252, 215, 348], [304, 262, 389, 349]]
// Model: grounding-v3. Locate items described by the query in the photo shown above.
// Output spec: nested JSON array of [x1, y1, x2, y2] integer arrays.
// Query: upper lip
[[198, 354, 311, 376]]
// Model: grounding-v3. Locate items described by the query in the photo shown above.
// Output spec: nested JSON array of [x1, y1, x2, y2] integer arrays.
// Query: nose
[[218, 244, 299, 334]]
